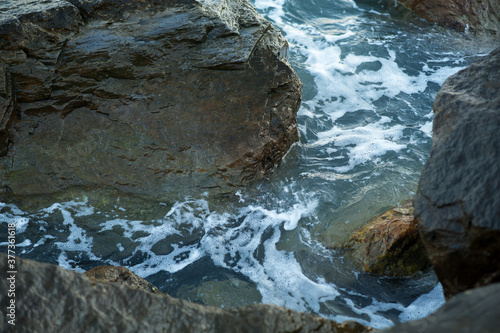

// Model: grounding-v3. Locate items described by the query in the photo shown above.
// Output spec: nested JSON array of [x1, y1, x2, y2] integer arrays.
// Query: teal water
[[0, 0, 494, 329]]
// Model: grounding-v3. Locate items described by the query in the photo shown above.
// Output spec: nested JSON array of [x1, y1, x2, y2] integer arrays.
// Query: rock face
[[0, 253, 372, 333], [396, 0, 500, 34], [379, 282, 500, 333], [85, 265, 162, 294], [414, 47, 500, 298], [0, 0, 302, 198], [343, 202, 429, 276]]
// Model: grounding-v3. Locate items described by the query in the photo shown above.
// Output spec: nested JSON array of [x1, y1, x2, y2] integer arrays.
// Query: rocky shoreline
[[1, 0, 500, 332]]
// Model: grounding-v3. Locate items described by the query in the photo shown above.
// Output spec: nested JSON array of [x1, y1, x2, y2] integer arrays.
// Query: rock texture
[[0, 0, 302, 198], [379, 282, 500, 333], [414, 47, 500, 298], [343, 202, 429, 276], [0, 253, 371, 333], [396, 0, 500, 34], [85, 265, 162, 294]]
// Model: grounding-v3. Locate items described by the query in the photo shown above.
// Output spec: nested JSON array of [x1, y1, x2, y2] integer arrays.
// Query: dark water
[[0, 0, 494, 329]]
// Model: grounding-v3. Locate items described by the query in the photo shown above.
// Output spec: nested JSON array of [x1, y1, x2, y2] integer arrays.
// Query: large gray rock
[[0, 253, 371, 333], [396, 0, 500, 34], [0, 0, 301, 198], [380, 283, 500, 333], [414, 47, 500, 298]]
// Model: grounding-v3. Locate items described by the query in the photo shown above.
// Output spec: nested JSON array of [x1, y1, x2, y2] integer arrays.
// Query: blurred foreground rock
[[343, 202, 430, 276], [415, 47, 500, 298], [0, 0, 302, 199], [0, 253, 371, 333], [380, 282, 500, 333]]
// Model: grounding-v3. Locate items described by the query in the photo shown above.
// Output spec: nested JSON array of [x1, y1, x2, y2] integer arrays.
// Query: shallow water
[[0, 0, 495, 329]]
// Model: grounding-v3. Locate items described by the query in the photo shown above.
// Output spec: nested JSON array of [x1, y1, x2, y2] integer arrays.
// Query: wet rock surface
[[414, 47, 500, 298], [0, 253, 372, 333], [0, 0, 302, 198], [343, 202, 430, 277], [396, 0, 500, 34], [380, 282, 500, 333]]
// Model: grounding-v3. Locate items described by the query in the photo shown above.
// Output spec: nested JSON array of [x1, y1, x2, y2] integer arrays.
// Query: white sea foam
[[0, 192, 446, 329], [399, 283, 445, 322], [199, 199, 343, 313], [250, 0, 455, 326], [0, 0, 476, 328], [294, 41, 461, 172], [419, 111, 434, 137], [0, 203, 30, 233], [35, 200, 99, 268], [253, 0, 286, 24], [254, 0, 465, 173]]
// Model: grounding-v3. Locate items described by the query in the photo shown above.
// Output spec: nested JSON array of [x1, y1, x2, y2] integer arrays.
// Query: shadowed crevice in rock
[[0, 70, 17, 157]]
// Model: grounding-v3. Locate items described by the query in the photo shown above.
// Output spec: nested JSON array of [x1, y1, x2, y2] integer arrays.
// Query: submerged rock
[[0, 0, 302, 198], [0, 253, 372, 333], [396, 0, 500, 34], [85, 265, 162, 295], [343, 202, 430, 276], [379, 282, 500, 333], [415, 47, 500, 298]]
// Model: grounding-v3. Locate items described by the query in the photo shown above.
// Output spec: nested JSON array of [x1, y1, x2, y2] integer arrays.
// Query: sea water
[[0, 0, 494, 329]]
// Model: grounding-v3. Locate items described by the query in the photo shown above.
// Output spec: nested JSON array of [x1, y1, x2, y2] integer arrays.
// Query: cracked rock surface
[[0, 0, 302, 198], [414, 47, 500, 299]]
